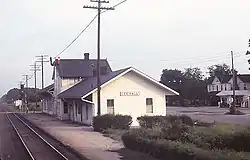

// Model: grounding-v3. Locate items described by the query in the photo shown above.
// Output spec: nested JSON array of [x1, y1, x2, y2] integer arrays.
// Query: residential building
[[207, 75, 250, 107], [207, 75, 232, 93], [43, 53, 179, 126]]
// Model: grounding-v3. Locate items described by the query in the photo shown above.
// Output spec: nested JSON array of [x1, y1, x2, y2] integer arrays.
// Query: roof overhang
[[216, 90, 250, 96]]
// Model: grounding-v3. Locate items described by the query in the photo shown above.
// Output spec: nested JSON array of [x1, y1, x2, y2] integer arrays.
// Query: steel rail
[[6, 113, 35, 160], [13, 113, 69, 160]]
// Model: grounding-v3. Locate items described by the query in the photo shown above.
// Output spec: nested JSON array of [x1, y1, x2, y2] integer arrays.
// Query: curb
[[17, 113, 90, 160]]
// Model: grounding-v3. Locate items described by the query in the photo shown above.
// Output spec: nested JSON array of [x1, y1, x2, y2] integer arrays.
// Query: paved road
[[167, 106, 250, 124], [0, 103, 31, 160]]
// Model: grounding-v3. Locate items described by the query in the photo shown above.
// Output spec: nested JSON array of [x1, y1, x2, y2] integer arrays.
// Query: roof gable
[[208, 75, 232, 84], [211, 76, 220, 84], [81, 67, 179, 98]]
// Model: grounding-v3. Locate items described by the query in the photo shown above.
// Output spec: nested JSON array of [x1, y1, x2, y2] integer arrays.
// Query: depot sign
[[120, 91, 140, 96]]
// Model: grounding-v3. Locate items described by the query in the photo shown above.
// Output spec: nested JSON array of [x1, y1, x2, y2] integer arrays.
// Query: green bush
[[137, 115, 193, 128], [205, 131, 250, 152], [93, 114, 132, 131], [121, 129, 245, 160], [137, 116, 168, 128], [183, 128, 250, 152]]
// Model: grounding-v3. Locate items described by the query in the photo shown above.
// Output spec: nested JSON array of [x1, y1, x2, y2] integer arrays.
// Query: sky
[[1, 0, 250, 95]]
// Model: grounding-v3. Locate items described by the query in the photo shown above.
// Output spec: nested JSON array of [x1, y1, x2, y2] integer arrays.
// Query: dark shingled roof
[[207, 74, 250, 84], [238, 74, 250, 83], [219, 75, 232, 83], [207, 75, 232, 84], [55, 59, 112, 78], [58, 67, 130, 99]]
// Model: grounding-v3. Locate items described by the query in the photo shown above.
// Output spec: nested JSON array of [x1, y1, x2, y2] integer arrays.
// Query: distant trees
[[2, 88, 41, 104], [161, 63, 238, 107], [160, 67, 207, 106], [208, 63, 232, 78]]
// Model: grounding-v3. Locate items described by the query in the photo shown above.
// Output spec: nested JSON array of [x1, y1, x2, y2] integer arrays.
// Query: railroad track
[[5, 113, 75, 160]]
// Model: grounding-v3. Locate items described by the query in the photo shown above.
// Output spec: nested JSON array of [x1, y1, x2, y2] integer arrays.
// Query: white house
[[216, 75, 250, 108], [207, 74, 250, 107], [14, 99, 22, 110], [207, 75, 232, 93], [46, 53, 179, 126]]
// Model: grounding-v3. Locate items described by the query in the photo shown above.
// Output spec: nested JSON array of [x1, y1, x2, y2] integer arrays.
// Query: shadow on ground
[[108, 148, 158, 160]]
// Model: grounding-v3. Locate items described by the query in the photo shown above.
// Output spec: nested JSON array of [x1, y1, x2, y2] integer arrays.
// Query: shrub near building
[[93, 114, 132, 131], [137, 115, 194, 128]]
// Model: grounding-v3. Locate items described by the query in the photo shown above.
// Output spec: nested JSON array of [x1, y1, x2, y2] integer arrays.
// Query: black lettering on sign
[[120, 92, 140, 96]]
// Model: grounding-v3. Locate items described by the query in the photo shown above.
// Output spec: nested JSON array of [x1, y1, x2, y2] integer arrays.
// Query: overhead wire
[[54, 0, 128, 58]]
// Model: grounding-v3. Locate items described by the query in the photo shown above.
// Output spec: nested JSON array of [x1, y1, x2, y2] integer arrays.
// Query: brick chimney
[[84, 53, 90, 60]]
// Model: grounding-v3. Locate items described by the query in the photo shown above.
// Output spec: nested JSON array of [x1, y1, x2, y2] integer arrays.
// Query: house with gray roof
[[48, 53, 179, 126], [207, 74, 250, 108]]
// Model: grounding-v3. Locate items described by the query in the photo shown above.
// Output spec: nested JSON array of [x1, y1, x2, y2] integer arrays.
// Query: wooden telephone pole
[[22, 74, 29, 111], [83, 0, 114, 116], [30, 62, 41, 110], [36, 55, 49, 89]]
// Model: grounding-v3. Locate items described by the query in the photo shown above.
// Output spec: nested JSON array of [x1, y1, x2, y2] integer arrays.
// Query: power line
[[108, 51, 245, 64], [54, 0, 128, 58], [54, 15, 97, 58]]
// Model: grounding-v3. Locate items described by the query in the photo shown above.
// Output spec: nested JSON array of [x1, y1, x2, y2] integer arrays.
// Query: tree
[[183, 67, 204, 81], [4, 88, 41, 104], [160, 67, 208, 106], [208, 63, 232, 78], [160, 69, 184, 92]]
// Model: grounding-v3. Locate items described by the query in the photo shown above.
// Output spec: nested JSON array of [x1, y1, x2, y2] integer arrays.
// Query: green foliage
[[93, 114, 132, 131], [208, 63, 232, 78], [184, 67, 204, 81], [160, 67, 208, 104], [137, 116, 168, 128], [4, 87, 42, 103], [121, 129, 246, 160], [137, 115, 193, 128], [186, 124, 250, 152]]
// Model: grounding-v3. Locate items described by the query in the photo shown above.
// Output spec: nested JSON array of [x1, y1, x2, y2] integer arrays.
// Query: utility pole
[[231, 51, 236, 114], [30, 62, 41, 111], [36, 55, 49, 89], [22, 75, 29, 112], [83, 0, 114, 116], [246, 39, 250, 68], [20, 82, 24, 111]]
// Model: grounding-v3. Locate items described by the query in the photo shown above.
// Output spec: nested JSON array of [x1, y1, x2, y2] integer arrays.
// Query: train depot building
[[41, 53, 178, 126]]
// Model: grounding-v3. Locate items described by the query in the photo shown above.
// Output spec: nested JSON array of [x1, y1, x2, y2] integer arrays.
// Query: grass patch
[[195, 123, 250, 135]]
